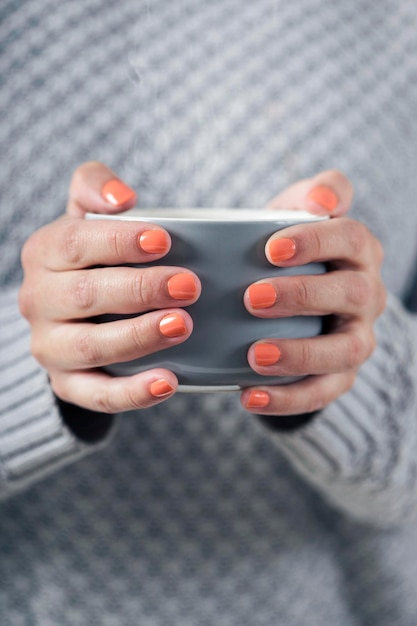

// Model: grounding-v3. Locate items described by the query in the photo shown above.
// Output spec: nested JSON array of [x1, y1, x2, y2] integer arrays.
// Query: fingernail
[[254, 343, 281, 366], [248, 283, 276, 309], [150, 379, 175, 398], [306, 185, 339, 213], [167, 273, 198, 300], [159, 313, 188, 337], [246, 390, 270, 409], [139, 230, 169, 254], [268, 238, 296, 263], [101, 179, 136, 207]]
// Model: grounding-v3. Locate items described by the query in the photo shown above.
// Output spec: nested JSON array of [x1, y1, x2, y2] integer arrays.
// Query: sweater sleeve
[[267, 292, 417, 527], [0, 286, 117, 500]]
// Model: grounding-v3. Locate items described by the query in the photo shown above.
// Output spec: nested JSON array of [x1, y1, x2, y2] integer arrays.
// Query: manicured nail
[[167, 273, 198, 300], [306, 185, 338, 213], [248, 283, 276, 309], [101, 179, 136, 207], [246, 390, 270, 409], [268, 238, 296, 263], [159, 313, 188, 337], [150, 379, 175, 398], [254, 343, 281, 366], [139, 229, 169, 254]]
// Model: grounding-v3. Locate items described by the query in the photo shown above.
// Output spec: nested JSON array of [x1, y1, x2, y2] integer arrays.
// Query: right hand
[[19, 162, 201, 413]]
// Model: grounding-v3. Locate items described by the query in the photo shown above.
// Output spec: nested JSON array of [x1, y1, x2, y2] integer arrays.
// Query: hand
[[241, 170, 386, 415], [19, 162, 201, 413]]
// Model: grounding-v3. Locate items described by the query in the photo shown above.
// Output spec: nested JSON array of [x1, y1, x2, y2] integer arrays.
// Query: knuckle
[[74, 330, 101, 366], [346, 220, 368, 257], [49, 372, 76, 406], [62, 221, 84, 266], [30, 335, 47, 366], [48, 374, 67, 403], [18, 281, 35, 320], [305, 226, 324, 259], [91, 387, 116, 414], [106, 228, 131, 261], [276, 388, 297, 414], [299, 340, 315, 372], [346, 332, 368, 369], [337, 371, 358, 398], [131, 271, 155, 307], [91, 384, 147, 414], [72, 272, 96, 313], [346, 370, 358, 392], [293, 276, 312, 309], [347, 272, 372, 309], [127, 319, 148, 354], [305, 387, 327, 413], [122, 386, 148, 411], [347, 272, 386, 318], [20, 234, 39, 270], [278, 384, 323, 414]]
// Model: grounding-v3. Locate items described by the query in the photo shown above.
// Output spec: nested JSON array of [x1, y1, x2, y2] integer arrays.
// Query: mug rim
[[86, 208, 328, 223]]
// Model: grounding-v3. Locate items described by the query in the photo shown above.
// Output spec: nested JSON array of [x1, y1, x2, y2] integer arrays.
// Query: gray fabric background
[[1, 0, 417, 624]]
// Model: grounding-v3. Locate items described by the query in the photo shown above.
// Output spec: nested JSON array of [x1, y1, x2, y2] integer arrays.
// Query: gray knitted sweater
[[1, 1, 417, 624]]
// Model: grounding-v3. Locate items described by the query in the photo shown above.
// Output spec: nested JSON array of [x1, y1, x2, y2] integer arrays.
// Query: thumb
[[67, 161, 137, 218], [266, 169, 354, 217]]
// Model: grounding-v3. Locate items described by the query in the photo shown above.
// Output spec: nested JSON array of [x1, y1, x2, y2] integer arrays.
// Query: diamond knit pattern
[[1, 0, 417, 624]]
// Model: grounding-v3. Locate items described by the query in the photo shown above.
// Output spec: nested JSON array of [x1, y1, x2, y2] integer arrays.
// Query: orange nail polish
[[246, 390, 270, 409], [254, 343, 281, 366], [268, 238, 296, 263], [306, 185, 338, 213], [139, 230, 169, 254], [150, 379, 175, 398], [248, 284, 276, 309], [167, 274, 197, 300], [159, 313, 188, 338], [101, 179, 136, 207]]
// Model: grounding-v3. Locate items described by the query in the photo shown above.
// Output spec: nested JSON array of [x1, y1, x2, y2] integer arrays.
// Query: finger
[[67, 161, 137, 217], [51, 368, 178, 413], [241, 371, 357, 416], [264, 217, 384, 270], [266, 169, 354, 217], [39, 267, 201, 320], [244, 270, 378, 319], [29, 216, 171, 271], [34, 309, 193, 370], [247, 324, 375, 377]]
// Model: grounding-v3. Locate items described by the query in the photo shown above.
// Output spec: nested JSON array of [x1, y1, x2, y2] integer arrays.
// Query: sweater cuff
[[257, 411, 320, 432], [270, 294, 417, 485], [0, 290, 116, 498]]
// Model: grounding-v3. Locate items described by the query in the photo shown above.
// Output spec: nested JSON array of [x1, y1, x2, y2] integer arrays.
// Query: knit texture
[[0, 287, 116, 498], [1, 0, 417, 624]]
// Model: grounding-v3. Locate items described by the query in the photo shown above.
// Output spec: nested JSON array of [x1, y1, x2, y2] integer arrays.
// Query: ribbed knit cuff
[[267, 294, 417, 522], [0, 288, 116, 499]]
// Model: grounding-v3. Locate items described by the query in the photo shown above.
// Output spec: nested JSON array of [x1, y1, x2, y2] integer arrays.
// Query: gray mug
[[87, 209, 327, 391]]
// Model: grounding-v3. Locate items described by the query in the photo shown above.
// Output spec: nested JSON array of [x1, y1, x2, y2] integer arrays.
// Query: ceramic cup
[[87, 209, 327, 391]]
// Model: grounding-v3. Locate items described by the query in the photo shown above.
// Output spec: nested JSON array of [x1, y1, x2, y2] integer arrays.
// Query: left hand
[[241, 170, 387, 415]]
